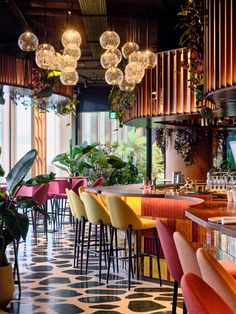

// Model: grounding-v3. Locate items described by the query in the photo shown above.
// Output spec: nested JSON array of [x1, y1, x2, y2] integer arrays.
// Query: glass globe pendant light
[[59, 54, 77, 72], [63, 44, 81, 60], [129, 51, 149, 69], [121, 42, 139, 59], [18, 31, 39, 51], [61, 29, 82, 47], [143, 50, 157, 69], [125, 63, 145, 84], [100, 48, 122, 69], [49, 52, 62, 71], [99, 31, 120, 49], [119, 78, 135, 92], [105, 67, 123, 85], [60, 71, 79, 85], [35, 43, 55, 69]]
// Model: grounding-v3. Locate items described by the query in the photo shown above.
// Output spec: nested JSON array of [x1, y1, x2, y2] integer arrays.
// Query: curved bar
[[186, 200, 236, 238]]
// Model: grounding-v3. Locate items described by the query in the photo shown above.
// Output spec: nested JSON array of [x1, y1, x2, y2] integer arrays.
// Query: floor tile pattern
[[4, 225, 183, 314]]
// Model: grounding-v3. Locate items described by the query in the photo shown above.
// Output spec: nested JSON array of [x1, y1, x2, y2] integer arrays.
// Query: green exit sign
[[109, 111, 117, 119]]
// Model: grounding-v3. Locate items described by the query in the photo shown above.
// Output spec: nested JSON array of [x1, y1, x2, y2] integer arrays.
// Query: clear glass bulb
[[18, 31, 39, 51], [105, 67, 123, 85], [119, 78, 135, 91], [60, 71, 79, 85], [49, 52, 62, 71], [100, 48, 122, 69], [143, 50, 157, 69], [61, 29, 82, 47], [125, 62, 145, 84], [121, 42, 139, 59], [99, 31, 120, 49], [129, 51, 149, 68], [59, 55, 77, 72], [63, 44, 81, 60], [35, 43, 55, 69]]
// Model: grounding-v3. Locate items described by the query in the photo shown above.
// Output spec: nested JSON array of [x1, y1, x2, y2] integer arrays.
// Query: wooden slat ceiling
[[0, 0, 181, 86]]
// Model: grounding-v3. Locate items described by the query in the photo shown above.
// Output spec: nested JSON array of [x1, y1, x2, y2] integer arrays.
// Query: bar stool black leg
[[85, 222, 92, 275], [172, 280, 178, 314], [127, 225, 132, 291], [115, 228, 119, 273], [106, 226, 114, 284], [99, 222, 104, 281], [13, 240, 21, 293], [80, 218, 86, 273], [135, 230, 139, 280], [73, 218, 78, 268]]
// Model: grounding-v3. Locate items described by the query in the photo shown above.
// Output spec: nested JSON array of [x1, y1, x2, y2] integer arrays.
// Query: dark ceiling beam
[[23, 8, 107, 17], [7, 0, 31, 30]]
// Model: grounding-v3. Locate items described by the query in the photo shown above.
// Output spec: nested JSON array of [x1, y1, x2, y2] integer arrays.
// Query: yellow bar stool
[[106, 195, 162, 290], [80, 191, 112, 281], [66, 189, 88, 272]]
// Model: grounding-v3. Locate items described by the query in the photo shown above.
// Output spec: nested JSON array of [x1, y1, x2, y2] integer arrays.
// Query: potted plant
[[0, 149, 55, 308], [52, 139, 97, 176]]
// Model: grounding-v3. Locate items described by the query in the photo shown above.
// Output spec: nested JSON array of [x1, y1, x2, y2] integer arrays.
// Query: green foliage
[[115, 129, 146, 176], [0, 149, 55, 266], [152, 143, 164, 179], [109, 85, 137, 127], [52, 139, 97, 176], [81, 146, 142, 185]]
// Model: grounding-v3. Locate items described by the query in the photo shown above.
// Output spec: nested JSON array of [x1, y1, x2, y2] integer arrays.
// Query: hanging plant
[[156, 128, 167, 155], [108, 85, 137, 127], [177, 0, 205, 107], [174, 128, 205, 165]]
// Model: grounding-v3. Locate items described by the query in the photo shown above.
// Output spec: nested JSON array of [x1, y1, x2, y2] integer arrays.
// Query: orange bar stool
[[66, 189, 88, 271], [181, 272, 235, 314], [80, 191, 111, 281], [197, 248, 236, 311], [106, 196, 162, 290]]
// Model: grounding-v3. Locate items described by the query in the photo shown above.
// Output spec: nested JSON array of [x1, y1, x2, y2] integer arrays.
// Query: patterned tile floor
[[5, 224, 184, 314]]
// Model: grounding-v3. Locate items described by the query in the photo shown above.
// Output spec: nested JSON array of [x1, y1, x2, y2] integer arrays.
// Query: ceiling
[[0, 0, 182, 87]]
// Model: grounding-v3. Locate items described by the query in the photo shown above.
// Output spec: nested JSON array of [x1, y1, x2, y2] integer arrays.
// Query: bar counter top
[[86, 183, 203, 203], [87, 184, 236, 237]]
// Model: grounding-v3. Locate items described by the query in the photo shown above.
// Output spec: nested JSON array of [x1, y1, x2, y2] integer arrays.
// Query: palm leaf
[[6, 149, 37, 196]]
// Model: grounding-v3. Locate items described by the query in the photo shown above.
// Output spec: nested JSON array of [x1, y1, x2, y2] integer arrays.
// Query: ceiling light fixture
[[18, 31, 39, 52]]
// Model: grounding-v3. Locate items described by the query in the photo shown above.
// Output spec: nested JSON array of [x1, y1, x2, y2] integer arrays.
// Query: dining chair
[[91, 177, 103, 187], [156, 219, 186, 314], [196, 247, 236, 311], [106, 195, 162, 290], [174, 231, 236, 279], [181, 272, 235, 314]]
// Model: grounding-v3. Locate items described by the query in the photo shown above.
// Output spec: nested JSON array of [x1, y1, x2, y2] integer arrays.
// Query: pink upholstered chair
[[91, 177, 103, 187], [71, 179, 86, 194], [174, 231, 236, 279], [181, 272, 235, 314], [197, 248, 236, 311], [156, 219, 186, 314]]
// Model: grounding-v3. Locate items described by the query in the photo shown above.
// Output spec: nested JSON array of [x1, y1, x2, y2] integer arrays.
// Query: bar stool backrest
[[32, 184, 50, 206], [68, 189, 87, 220], [173, 231, 202, 277], [181, 272, 235, 314], [80, 192, 110, 225], [106, 195, 142, 230], [66, 188, 76, 217], [156, 219, 183, 283], [196, 248, 236, 310]]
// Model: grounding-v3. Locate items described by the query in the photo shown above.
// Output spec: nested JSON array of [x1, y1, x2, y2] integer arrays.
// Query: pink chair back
[[32, 184, 50, 206], [181, 272, 235, 314], [91, 177, 103, 187], [71, 179, 86, 194], [15, 185, 38, 197], [156, 219, 183, 283]]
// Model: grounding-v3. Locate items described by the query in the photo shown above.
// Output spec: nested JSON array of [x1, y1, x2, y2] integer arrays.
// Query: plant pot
[[0, 264, 14, 308]]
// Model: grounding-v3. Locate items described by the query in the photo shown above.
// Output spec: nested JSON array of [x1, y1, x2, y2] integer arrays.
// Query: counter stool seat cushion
[[181, 272, 235, 314]]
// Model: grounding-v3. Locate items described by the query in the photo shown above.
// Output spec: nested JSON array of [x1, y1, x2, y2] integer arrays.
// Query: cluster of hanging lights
[[18, 12, 81, 86], [99, 29, 157, 91]]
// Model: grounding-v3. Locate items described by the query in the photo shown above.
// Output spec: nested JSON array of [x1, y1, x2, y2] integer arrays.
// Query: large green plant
[[81, 147, 142, 185], [0, 149, 55, 266], [52, 139, 97, 176]]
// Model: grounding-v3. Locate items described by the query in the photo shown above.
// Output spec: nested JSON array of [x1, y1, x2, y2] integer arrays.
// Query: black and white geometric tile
[[5, 225, 183, 314]]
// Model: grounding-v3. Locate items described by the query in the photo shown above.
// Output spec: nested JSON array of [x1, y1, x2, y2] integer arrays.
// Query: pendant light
[[18, 31, 39, 51], [100, 48, 122, 69], [99, 31, 120, 50], [105, 67, 123, 85]]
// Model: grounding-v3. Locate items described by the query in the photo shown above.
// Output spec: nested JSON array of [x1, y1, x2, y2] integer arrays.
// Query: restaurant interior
[[1, 0, 236, 313]]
